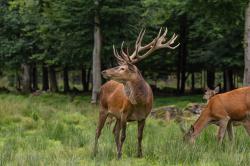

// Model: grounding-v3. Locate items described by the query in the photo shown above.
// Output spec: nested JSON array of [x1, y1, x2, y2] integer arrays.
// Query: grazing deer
[[184, 87, 250, 144], [203, 86, 235, 141], [93, 28, 179, 158]]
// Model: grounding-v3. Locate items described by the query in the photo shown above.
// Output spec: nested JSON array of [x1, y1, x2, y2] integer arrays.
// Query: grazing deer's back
[[208, 87, 250, 120]]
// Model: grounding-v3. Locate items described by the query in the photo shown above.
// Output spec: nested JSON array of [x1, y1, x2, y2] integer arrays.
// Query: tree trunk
[[48, 66, 58, 92], [82, 66, 89, 92], [81, 66, 85, 91], [16, 71, 21, 91], [87, 67, 91, 91], [42, 64, 49, 91], [191, 72, 195, 93], [179, 14, 188, 94], [235, 73, 238, 88], [91, 1, 102, 104], [31, 64, 38, 91], [244, 2, 250, 86], [224, 69, 234, 92], [207, 69, 215, 89], [176, 57, 181, 92], [233, 73, 237, 88], [21, 63, 32, 93], [63, 67, 70, 92]]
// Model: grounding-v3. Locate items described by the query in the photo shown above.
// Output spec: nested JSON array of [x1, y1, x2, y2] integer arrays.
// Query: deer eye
[[120, 67, 125, 71]]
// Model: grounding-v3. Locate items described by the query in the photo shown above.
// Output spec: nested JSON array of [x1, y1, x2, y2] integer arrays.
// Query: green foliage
[[0, 0, 248, 88], [0, 0, 94, 70], [142, 0, 247, 74]]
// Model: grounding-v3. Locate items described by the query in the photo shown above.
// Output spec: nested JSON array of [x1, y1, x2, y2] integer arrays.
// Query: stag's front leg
[[137, 119, 145, 158], [117, 114, 127, 159], [93, 111, 108, 156], [113, 119, 121, 153], [217, 116, 230, 144]]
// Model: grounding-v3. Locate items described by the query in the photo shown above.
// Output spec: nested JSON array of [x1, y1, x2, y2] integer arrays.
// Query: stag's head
[[102, 61, 138, 83], [203, 86, 220, 102], [102, 28, 180, 83]]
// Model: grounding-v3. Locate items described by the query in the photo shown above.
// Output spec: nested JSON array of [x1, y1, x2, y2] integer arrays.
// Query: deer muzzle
[[101, 70, 109, 79]]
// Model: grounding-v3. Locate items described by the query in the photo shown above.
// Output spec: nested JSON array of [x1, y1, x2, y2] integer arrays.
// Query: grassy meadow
[[0, 92, 249, 165]]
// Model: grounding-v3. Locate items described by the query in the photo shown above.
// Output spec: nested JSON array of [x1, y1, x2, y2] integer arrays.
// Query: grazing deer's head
[[101, 28, 180, 83], [183, 125, 195, 144], [203, 86, 220, 102]]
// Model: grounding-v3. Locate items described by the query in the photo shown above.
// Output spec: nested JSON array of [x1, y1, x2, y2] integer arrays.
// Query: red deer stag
[[184, 87, 250, 144], [93, 28, 179, 158]]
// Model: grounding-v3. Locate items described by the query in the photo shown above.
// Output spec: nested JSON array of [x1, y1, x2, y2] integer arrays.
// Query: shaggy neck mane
[[123, 71, 148, 105]]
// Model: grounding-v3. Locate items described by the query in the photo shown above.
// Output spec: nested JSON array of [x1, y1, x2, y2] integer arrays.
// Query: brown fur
[[202, 86, 234, 141], [93, 65, 153, 158], [184, 87, 250, 144], [93, 28, 179, 158]]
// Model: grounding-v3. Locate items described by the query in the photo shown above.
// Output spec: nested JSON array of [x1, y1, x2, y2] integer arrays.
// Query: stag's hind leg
[[217, 116, 230, 144], [93, 111, 108, 156], [137, 119, 145, 158]]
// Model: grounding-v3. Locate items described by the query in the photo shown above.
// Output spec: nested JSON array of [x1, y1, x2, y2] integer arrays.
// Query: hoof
[[117, 153, 122, 159]]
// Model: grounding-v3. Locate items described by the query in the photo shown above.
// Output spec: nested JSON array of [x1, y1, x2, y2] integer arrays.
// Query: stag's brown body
[[93, 28, 179, 159], [100, 80, 153, 122], [184, 87, 250, 143]]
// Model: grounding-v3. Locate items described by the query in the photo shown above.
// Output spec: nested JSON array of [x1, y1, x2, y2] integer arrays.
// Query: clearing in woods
[[0, 93, 249, 165]]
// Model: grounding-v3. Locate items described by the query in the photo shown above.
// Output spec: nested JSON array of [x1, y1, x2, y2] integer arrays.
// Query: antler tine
[[169, 33, 177, 44], [156, 27, 163, 39], [168, 42, 180, 49], [137, 28, 163, 52], [139, 29, 146, 44], [164, 33, 180, 49], [113, 45, 125, 64], [126, 46, 129, 55], [120, 41, 127, 58], [120, 41, 125, 54], [135, 29, 144, 46], [135, 30, 141, 45], [117, 27, 179, 64], [113, 45, 118, 57], [120, 41, 132, 63], [133, 42, 140, 60], [162, 27, 168, 38], [131, 29, 146, 60]]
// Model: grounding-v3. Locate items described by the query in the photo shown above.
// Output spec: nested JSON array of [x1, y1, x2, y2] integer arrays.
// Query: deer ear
[[205, 87, 210, 92], [127, 62, 136, 71], [214, 86, 220, 94], [117, 60, 124, 66]]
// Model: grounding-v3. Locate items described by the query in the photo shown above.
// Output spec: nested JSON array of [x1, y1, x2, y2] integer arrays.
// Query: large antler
[[113, 27, 180, 64]]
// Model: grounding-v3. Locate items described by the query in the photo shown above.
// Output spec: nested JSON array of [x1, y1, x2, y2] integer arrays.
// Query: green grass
[[0, 92, 249, 165], [154, 95, 203, 108]]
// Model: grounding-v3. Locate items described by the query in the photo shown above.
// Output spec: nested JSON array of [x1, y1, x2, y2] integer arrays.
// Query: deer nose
[[101, 70, 107, 75]]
